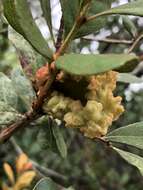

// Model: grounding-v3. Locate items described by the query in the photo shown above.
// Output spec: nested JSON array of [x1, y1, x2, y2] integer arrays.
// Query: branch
[[0, 3, 91, 143], [82, 37, 133, 44], [127, 33, 143, 53], [54, 2, 91, 58], [0, 111, 41, 143], [10, 138, 70, 187], [86, 11, 109, 23]]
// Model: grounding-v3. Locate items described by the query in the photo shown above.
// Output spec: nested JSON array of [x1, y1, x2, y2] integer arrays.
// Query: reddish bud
[[23, 162, 33, 171], [35, 65, 49, 80]]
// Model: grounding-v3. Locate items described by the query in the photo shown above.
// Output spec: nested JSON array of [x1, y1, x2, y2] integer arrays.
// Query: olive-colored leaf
[[55, 54, 138, 75], [106, 122, 143, 149], [113, 147, 143, 176], [3, 0, 53, 60], [117, 73, 143, 83]]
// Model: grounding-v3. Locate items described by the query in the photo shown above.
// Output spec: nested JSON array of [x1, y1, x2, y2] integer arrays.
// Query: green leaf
[[113, 147, 143, 176], [0, 101, 22, 129], [40, 0, 55, 44], [77, 0, 113, 38], [60, 0, 112, 38], [11, 68, 36, 111], [33, 177, 72, 190], [0, 0, 3, 15], [106, 0, 143, 17], [92, 0, 143, 19], [3, 0, 53, 60], [115, 58, 138, 73], [0, 72, 18, 109], [37, 118, 59, 152], [52, 121, 67, 159], [106, 122, 143, 149], [55, 54, 138, 75], [33, 178, 58, 190], [122, 16, 138, 38], [107, 122, 143, 136], [117, 73, 143, 83], [60, 0, 82, 37], [37, 118, 67, 158]]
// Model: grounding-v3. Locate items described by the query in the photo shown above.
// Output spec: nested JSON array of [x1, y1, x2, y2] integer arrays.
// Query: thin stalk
[[127, 33, 143, 53], [54, 2, 91, 59], [82, 37, 133, 44]]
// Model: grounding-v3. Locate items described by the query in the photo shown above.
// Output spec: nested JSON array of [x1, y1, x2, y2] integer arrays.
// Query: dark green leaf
[[33, 178, 58, 190], [52, 121, 67, 159], [106, 122, 143, 149], [37, 118, 67, 158], [94, 0, 143, 18], [3, 0, 53, 60], [60, 0, 82, 37], [77, 0, 113, 38], [113, 147, 143, 176], [60, 0, 112, 38], [33, 177, 71, 190], [0, 0, 3, 15], [115, 58, 138, 73], [107, 136, 143, 150], [117, 73, 143, 83], [37, 118, 59, 152], [122, 16, 138, 38], [55, 54, 138, 75]]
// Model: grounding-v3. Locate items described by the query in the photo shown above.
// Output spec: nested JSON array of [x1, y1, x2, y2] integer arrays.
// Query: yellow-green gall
[[43, 71, 124, 139], [64, 112, 84, 128]]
